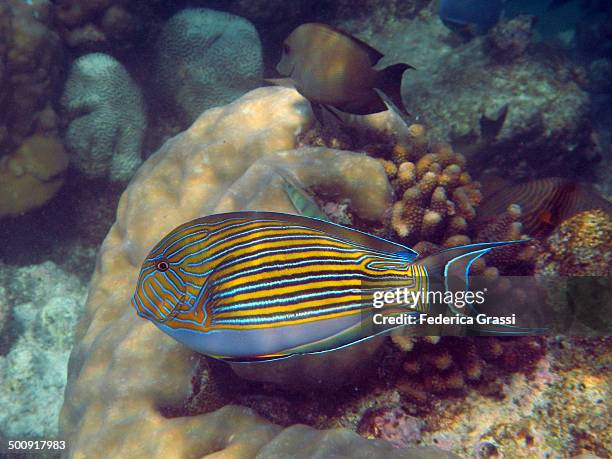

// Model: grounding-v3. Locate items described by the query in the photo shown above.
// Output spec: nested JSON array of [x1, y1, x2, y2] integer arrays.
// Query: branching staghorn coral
[[377, 125, 583, 279], [386, 141, 482, 246], [474, 203, 537, 273], [297, 121, 531, 276], [394, 336, 546, 404]]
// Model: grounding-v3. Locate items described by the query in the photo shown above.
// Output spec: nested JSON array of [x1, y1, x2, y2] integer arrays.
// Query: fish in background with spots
[[477, 176, 612, 237], [131, 211, 530, 364], [269, 23, 413, 122]]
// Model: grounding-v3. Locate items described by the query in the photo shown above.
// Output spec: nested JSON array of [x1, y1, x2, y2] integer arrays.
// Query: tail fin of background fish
[[422, 240, 529, 315], [375, 63, 413, 118]]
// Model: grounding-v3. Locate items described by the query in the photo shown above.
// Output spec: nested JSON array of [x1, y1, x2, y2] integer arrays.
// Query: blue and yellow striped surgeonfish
[[131, 211, 523, 363]]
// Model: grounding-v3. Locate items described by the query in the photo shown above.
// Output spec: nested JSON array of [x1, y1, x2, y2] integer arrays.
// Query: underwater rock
[[0, 134, 69, 218], [0, 0, 63, 155], [486, 15, 537, 63], [0, 261, 87, 438], [216, 0, 317, 25], [403, 35, 594, 178], [335, 8, 594, 179], [587, 58, 612, 94], [60, 87, 458, 457], [332, 0, 435, 35], [61, 53, 146, 182], [154, 8, 263, 125], [341, 8, 595, 178], [439, 0, 504, 35], [338, 8, 454, 80]]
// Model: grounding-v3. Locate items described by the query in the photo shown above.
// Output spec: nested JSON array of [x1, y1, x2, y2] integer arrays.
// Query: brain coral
[[59, 87, 456, 458], [0, 134, 68, 218], [154, 8, 263, 124], [61, 52, 146, 182]]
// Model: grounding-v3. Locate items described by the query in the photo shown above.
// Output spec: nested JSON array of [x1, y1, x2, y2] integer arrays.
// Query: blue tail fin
[[422, 240, 529, 314]]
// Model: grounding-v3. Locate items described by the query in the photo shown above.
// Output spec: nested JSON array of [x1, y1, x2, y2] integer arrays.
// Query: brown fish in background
[[272, 23, 413, 118], [476, 177, 612, 237]]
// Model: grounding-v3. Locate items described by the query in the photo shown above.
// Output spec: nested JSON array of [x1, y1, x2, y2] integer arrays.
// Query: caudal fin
[[376, 63, 413, 118], [422, 240, 529, 314]]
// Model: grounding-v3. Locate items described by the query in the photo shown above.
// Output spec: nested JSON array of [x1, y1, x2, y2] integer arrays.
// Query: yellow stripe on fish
[[132, 212, 525, 362]]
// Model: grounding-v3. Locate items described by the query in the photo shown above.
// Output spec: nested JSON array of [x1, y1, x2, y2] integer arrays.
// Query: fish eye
[[155, 259, 170, 272], [283, 43, 291, 54]]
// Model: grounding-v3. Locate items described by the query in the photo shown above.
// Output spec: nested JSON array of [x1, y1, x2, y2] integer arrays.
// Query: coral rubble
[[357, 406, 424, 448], [421, 337, 611, 458], [0, 261, 87, 438]]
